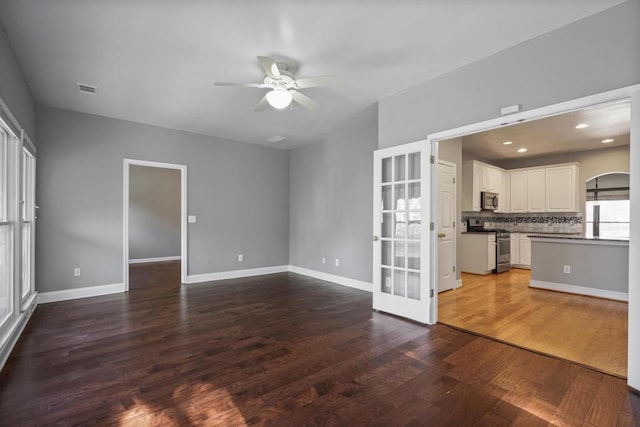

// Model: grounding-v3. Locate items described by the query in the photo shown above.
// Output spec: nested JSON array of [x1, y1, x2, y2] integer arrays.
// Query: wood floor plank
[[0, 261, 635, 426], [439, 269, 628, 377]]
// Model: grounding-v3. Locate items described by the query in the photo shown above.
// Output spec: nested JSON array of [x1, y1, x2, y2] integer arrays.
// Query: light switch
[[188, 215, 197, 223]]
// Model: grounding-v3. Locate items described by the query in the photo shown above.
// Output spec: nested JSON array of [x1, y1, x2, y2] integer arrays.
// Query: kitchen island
[[528, 234, 629, 301]]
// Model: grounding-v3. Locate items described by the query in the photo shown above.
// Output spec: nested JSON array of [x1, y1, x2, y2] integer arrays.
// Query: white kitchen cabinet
[[498, 170, 510, 213], [488, 234, 496, 271], [546, 164, 578, 212], [510, 170, 527, 213], [510, 233, 530, 269], [510, 233, 520, 265], [460, 233, 496, 275], [519, 234, 531, 267], [462, 161, 506, 212], [527, 168, 546, 212], [509, 163, 579, 213]]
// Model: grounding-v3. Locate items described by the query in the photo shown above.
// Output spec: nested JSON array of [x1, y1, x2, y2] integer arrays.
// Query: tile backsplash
[[461, 212, 583, 234]]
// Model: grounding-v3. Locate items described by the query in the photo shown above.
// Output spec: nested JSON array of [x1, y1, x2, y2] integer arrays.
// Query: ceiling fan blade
[[294, 75, 339, 89], [290, 90, 319, 110], [254, 94, 270, 112], [214, 82, 266, 88], [257, 56, 281, 79]]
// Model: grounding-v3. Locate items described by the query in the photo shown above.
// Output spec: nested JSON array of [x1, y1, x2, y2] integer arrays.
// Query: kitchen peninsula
[[529, 235, 629, 301]]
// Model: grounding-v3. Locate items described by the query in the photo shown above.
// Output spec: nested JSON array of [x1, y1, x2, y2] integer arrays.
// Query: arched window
[[585, 173, 629, 239]]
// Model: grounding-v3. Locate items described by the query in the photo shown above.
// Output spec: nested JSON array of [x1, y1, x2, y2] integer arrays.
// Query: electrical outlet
[[238, 254, 243, 262], [335, 258, 340, 267], [322, 257, 326, 264], [563, 265, 571, 274], [74, 267, 81, 277]]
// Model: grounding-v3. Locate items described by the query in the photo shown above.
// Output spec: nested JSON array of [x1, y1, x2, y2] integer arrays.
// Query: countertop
[[528, 234, 629, 245]]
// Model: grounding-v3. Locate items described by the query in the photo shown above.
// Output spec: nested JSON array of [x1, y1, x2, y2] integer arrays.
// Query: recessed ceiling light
[[502, 141, 513, 145], [517, 148, 527, 153], [601, 138, 614, 143], [266, 135, 285, 143], [575, 123, 589, 129]]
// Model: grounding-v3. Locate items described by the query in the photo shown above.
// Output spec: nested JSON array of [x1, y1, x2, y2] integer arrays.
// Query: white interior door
[[437, 160, 456, 293], [373, 140, 431, 324]]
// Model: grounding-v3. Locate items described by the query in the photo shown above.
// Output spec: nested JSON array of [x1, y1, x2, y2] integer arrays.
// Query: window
[[0, 126, 14, 330], [585, 174, 630, 239]]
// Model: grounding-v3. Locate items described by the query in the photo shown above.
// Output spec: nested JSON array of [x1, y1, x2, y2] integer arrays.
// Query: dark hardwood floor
[[1, 261, 638, 426]]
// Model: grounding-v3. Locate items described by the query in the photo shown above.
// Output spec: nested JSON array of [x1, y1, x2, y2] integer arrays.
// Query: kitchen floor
[[438, 269, 628, 377]]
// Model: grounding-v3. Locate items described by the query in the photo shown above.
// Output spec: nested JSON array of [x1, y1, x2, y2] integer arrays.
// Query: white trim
[[123, 159, 187, 291], [0, 296, 37, 372], [185, 266, 289, 284], [428, 84, 640, 142], [530, 279, 628, 302], [456, 278, 462, 288], [289, 265, 373, 293], [128, 256, 181, 264], [20, 291, 37, 312], [38, 283, 125, 304]]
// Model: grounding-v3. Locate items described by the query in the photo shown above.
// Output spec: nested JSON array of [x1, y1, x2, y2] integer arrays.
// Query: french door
[[0, 119, 36, 342], [373, 139, 432, 324]]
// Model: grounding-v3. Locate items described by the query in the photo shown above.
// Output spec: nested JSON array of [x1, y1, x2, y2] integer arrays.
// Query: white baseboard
[[529, 279, 628, 302], [185, 265, 289, 284], [38, 283, 125, 304], [129, 256, 181, 264], [288, 265, 373, 293], [456, 278, 463, 288]]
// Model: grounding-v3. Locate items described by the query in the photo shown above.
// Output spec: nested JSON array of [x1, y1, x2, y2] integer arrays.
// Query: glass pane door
[[20, 148, 35, 299], [0, 127, 14, 330], [373, 141, 431, 324]]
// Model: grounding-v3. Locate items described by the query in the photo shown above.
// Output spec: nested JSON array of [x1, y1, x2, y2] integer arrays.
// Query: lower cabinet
[[510, 233, 531, 269], [460, 233, 496, 275]]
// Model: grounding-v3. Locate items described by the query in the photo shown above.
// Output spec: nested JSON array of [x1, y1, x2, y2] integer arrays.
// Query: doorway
[[123, 159, 187, 291], [431, 98, 632, 377]]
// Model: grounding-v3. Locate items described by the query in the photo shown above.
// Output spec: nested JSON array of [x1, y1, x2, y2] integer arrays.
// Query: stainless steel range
[[466, 219, 511, 273], [494, 230, 511, 273]]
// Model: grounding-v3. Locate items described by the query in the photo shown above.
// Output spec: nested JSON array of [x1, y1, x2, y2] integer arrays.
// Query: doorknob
[[438, 233, 446, 238], [372, 236, 379, 241]]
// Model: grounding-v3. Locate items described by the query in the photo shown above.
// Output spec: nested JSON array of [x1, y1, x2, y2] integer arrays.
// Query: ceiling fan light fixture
[[266, 88, 292, 109]]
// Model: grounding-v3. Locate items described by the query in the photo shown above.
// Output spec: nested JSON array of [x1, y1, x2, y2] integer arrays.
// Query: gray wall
[[438, 137, 462, 281], [36, 106, 289, 292], [378, 0, 640, 148], [0, 20, 35, 138], [129, 165, 181, 260], [531, 240, 628, 293], [498, 145, 629, 225], [289, 105, 377, 283]]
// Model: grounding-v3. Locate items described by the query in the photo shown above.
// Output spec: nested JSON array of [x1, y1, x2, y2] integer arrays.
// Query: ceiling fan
[[214, 56, 338, 111]]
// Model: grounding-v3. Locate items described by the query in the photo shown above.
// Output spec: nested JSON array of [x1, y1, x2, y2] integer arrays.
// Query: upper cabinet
[[546, 164, 578, 212], [509, 170, 528, 213], [462, 161, 506, 212], [463, 160, 579, 213], [509, 163, 579, 213], [527, 168, 546, 212]]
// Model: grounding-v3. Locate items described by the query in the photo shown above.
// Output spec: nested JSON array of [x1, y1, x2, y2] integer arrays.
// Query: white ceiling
[[0, 0, 627, 149], [459, 100, 631, 162]]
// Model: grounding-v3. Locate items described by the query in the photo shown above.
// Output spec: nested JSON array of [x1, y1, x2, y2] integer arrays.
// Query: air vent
[[77, 83, 98, 95], [266, 135, 285, 143]]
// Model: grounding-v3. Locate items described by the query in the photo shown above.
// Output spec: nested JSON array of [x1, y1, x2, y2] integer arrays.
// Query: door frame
[[426, 84, 640, 389], [123, 159, 187, 291]]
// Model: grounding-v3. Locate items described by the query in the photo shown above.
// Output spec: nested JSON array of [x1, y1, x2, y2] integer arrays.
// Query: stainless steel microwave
[[481, 191, 499, 211]]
